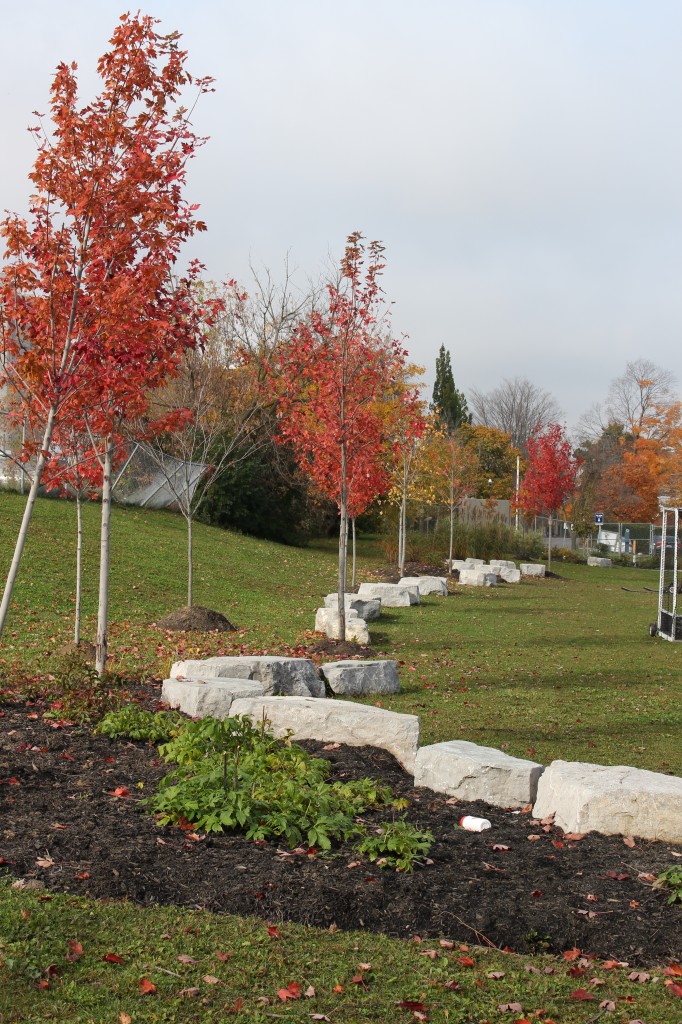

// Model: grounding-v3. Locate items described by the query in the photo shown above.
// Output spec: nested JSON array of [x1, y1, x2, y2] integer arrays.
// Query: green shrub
[[40, 652, 126, 724], [654, 865, 682, 905], [96, 706, 183, 743], [148, 716, 409, 856], [356, 818, 434, 872]]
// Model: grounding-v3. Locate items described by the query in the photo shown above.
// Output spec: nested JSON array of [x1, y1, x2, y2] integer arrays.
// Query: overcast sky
[[1, 1, 681, 429]]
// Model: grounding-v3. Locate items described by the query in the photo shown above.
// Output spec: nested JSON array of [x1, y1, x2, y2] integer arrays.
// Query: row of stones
[[162, 656, 682, 844], [449, 558, 547, 587], [314, 577, 449, 644]]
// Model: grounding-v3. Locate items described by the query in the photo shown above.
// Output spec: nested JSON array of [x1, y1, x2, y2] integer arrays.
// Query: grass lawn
[[1, 492, 681, 1022]]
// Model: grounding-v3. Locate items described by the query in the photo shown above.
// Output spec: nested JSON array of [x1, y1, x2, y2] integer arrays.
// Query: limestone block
[[315, 606, 358, 632], [414, 740, 543, 808], [533, 760, 682, 843], [489, 560, 517, 571], [323, 594, 382, 621], [446, 559, 467, 572], [587, 557, 613, 567], [320, 659, 400, 695], [458, 569, 498, 587], [464, 558, 486, 567], [170, 656, 325, 698], [399, 576, 448, 596], [229, 696, 420, 771], [161, 677, 265, 719], [520, 563, 546, 578], [496, 566, 521, 583], [357, 582, 420, 606], [315, 608, 370, 645]]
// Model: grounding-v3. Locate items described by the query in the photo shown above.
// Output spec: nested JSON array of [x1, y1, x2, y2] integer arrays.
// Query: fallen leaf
[[623, 835, 636, 848], [419, 949, 440, 959], [564, 833, 585, 841], [439, 939, 454, 949], [443, 979, 461, 990], [120, 1014, 132, 1024], [664, 964, 682, 977], [563, 948, 582, 962], [215, 950, 232, 961], [457, 955, 475, 967], [310, 1016, 331, 1021], [627, 971, 650, 983], [51, 823, 68, 830], [267, 925, 281, 939], [278, 982, 302, 1001], [74, 871, 90, 880], [530, 889, 544, 898], [491, 844, 510, 852], [599, 999, 616, 1011], [304, 985, 315, 997], [202, 974, 220, 985], [67, 940, 83, 962], [138, 977, 156, 995], [571, 988, 596, 1001], [110, 787, 131, 798], [397, 1000, 427, 1011], [103, 953, 126, 964], [487, 971, 505, 979], [36, 855, 55, 869], [178, 987, 200, 998], [498, 1002, 523, 1013], [177, 954, 198, 964], [665, 982, 682, 997], [527, 834, 542, 841]]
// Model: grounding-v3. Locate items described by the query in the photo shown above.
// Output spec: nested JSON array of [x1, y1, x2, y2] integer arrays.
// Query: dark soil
[[305, 638, 376, 659], [1, 693, 680, 966], [154, 606, 236, 632]]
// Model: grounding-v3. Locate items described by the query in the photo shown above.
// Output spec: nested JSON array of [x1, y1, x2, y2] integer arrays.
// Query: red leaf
[[666, 982, 682, 997], [457, 955, 475, 967], [102, 953, 126, 964], [138, 978, 156, 995], [277, 982, 302, 1001], [397, 1000, 427, 1011], [267, 925, 281, 939], [571, 989, 596, 1001], [664, 964, 682, 977], [67, 940, 83, 961], [563, 947, 581, 962]]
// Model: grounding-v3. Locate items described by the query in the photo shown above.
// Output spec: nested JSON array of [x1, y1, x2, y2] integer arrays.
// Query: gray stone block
[[229, 696, 420, 771], [161, 677, 265, 719], [414, 740, 543, 808], [320, 659, 400, 695], [520, 563, 546, 577], [314, 607, 370, 644], [357, 582, 420, 606], [170, 656, 325, 698], [399, 576, 448, 596], [587, 557, 613, 567], [458, 569, 498, 587], [323, 594, 382, 621], [533, 760, 682, 842]]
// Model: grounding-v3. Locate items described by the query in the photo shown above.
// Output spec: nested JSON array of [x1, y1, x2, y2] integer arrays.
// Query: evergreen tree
[[431, 345, 471, 430]]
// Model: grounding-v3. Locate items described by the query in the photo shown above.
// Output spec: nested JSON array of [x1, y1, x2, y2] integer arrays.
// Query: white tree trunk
[[448, 471, 455, 574], [0, 404, 57, 643], [547, 514, 552, 574], [187, 514, 194, 607], [75, 493, 83, 646], [95, 438, 114, 676]]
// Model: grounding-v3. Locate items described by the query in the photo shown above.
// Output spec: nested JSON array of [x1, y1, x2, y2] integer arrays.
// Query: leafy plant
[[96, 706, 183, 744], [355, 817, 433, 872], [148, 715, 408, 856], [654, 865, 682, 905], [40, 652, 126, 724]]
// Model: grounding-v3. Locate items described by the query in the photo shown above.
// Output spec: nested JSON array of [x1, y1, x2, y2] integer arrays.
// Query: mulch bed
[[1, 690, 680, 966]]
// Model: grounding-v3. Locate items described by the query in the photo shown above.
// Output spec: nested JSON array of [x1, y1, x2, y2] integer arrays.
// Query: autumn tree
[[0, 14, 213, 672], [516, 423, 580, 571], [470, 377, 561, 454], [459, 423, 521, 500], [431, 345, 470, 430], [271, 233, 415, 640]]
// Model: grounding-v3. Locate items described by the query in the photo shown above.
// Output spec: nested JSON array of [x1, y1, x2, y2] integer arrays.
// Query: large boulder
[[463, 558, 486, 567], [494, 566, 521, 584], [161, 677, 264, 719], [533, 760, 682, 842], [489, 560, 517, 571], [520, 563, 546, 578], [320, 659, 400, 695], [155, 606, 236, 632], [323, 594, 382, 621], [357, 582, 420, 607], [414, 740, 543, 809], [229, 696, 420, 771], [399, 576, 448, 596], [587, 556, 613, 567], [170, 656, 325, 698], [445, 559, 467, 573], [314, 608, 370, 644], [458, 569, 498, 587]]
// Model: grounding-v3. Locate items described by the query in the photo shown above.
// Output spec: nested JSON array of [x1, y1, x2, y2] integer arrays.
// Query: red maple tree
[[270, 233, 416, 639], [0, 14, 213, 668], [517, 423, 580, 571]]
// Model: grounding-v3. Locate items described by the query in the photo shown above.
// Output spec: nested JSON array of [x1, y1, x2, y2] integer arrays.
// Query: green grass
[[1, 492, 681, 1021], [1, 882, 680, 1024], [1, 491, 680, 773]]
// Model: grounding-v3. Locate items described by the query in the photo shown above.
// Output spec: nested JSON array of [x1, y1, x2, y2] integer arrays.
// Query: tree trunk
[[351, 518, 356, 588], [96, 438, 114, 676], [337, 441, 347, 642], [187, 515, 194, 607], [75, 493, 83, 646], [547, 514, 552, 574], [0, 403, 57, 643], [448, 470, 455, 574]]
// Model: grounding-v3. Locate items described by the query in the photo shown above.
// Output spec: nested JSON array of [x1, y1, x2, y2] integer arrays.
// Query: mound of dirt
[[154, 606, 236, 633]]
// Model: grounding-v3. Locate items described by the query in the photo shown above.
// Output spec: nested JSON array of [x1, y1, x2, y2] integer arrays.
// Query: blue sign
[[594, 513, 604, 525]]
